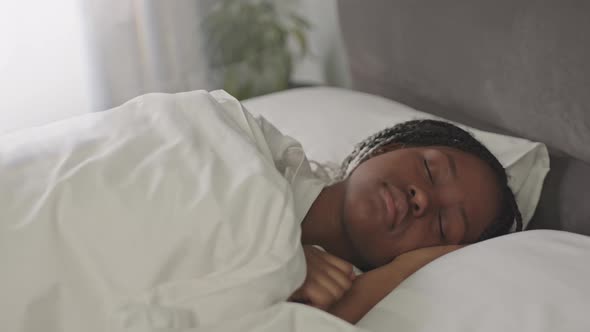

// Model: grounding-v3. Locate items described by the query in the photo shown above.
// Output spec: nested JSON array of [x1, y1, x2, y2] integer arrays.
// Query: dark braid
[[338, 119, 522, 241]]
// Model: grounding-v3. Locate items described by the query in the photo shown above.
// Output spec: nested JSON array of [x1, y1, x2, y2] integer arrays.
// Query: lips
[[380, 182, 409, 230]]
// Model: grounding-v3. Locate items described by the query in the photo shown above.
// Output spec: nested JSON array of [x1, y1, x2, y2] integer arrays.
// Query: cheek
[[342, 185, 376, 237], [342, 181, 394, 266], [359, 232, 415, 268], [344, 172, 378, 221], [386, 218, 438, 258], [461, 179, 503, 239], [393, 221, 431, 252]]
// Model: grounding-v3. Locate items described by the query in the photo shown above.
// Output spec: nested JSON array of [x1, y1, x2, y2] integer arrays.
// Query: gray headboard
[[338, 0, 590, 234]]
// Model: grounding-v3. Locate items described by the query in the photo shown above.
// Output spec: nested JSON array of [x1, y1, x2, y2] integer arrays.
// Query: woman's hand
[[328, 244, 464, 324], [289, 245, 356, 310]]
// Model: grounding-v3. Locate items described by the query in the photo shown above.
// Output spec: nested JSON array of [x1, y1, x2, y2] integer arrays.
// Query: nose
[[408, 184, 431, 217]]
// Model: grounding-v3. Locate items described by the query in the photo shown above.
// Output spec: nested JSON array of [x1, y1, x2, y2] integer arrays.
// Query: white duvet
[[0, 90, 363, 332]]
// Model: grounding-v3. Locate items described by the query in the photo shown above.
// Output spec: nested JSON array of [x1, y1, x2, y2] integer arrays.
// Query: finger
[[314, 270, 349, 299], [288, 288, 310, 304], [301, 282, 337, 310], [307, 249, 355, 287], [288, 288, 301, 302], [321, 263, 353, 291], [316, 250, 355, 279]]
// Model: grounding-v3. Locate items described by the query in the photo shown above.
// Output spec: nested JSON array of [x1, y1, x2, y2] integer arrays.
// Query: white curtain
[[81, 0, 214, 111], [81, 0, 351, 111], [0, 0, 350, 133]]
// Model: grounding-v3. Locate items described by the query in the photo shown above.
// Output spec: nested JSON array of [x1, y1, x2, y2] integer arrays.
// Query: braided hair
[[337, 119, 522, 241]]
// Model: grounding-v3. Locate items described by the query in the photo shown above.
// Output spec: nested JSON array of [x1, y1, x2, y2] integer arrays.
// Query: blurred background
[[0, 0, 351, 134]]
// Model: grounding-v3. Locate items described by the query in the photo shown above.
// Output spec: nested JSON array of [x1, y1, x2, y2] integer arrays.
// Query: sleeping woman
[[0, 90, 521, 330], [289, 119, 522, 323]]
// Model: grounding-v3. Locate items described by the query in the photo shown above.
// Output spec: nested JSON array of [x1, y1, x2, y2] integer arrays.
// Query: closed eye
[[426, 159, 445, 240], [423, 159, 434, 183], [438, 212, 445, 239]]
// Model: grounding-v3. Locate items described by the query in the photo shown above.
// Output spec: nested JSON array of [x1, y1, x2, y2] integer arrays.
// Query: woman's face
[[341, 146, 501, 269]]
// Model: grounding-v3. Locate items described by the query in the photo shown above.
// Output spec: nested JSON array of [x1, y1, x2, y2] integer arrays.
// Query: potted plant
[[204, 0, 310, 100]]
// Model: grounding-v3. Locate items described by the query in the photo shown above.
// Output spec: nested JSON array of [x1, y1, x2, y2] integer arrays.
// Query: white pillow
[[356, 230, 590, 332], [243, 87, 550, 229]]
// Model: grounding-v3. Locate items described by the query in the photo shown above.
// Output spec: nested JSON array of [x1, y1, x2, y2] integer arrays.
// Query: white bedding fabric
[[357, 230, 590, 332], [0, 90, 357, 332]]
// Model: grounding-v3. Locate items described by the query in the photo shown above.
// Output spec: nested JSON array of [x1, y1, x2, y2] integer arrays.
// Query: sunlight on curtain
[[0, 0, 350, 134], [82, 0, 213, 111], [0, 0, 92, 134], [0, 0, 213, 134]]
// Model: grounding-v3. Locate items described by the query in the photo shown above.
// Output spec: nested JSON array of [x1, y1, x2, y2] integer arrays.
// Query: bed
[[245, 1, 590, 331], [1, 1, 589, 332]]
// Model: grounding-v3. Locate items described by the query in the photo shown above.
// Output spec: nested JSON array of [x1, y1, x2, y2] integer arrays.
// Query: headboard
[[338, 0, 590, 235]]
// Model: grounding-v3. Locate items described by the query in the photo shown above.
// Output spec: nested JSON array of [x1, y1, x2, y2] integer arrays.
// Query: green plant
[[204, 0, 310, 99]]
